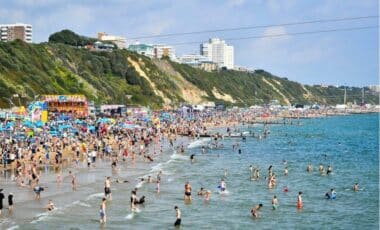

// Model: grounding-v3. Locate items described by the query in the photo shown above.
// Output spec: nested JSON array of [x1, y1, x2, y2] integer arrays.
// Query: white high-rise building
[[200, 38, 234, 69], [0, 23, 32, 43]]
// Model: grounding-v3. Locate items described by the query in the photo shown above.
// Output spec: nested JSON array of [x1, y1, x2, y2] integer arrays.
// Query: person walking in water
[[69, 171, 77, 191], [99, 197, 107, 224], [104, 177, 112, 200], [8, 193, 14, 213], [184, 182, 192, 201], [174, 206, 181, 227], [0, 189, 4, 215], [297, 192, 303, 209]]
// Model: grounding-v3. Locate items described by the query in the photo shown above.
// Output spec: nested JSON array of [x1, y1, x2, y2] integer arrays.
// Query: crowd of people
[[0, 108, 362, 227]]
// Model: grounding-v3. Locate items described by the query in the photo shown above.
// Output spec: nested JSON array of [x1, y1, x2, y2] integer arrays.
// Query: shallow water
[[1, 113, 379, 229]]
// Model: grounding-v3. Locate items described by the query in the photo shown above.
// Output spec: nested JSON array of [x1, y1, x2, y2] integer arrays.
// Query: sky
[[0, 0, 378, 86]]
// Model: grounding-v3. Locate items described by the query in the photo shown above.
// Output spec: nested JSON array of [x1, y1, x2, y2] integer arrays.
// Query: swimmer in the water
[[283, 186, 289, 192], [46, 199, 55, 211], [319, 164, 324, 175], [251, 204, 263, 218], [326, 165, 333, 175], [297, 192, 303, 209], [353, 183, 359, 192], [204, 190, 211, 201], [272, 195, 279, 210], [197, 187, 205, 196], [219, 179, 226, 192], [284, 167, 288, 176], [190, 154, 195, 163], [306, 163, 313, 172]]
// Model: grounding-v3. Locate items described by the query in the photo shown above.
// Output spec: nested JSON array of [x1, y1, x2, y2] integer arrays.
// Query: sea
[[1, 113, 378, 230]]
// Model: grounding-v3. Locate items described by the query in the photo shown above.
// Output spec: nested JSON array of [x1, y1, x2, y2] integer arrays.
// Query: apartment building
[[0, 23, 32, 43]]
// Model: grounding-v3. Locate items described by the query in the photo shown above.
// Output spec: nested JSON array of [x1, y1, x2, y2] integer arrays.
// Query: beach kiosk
[[41, 95, 88, 118]]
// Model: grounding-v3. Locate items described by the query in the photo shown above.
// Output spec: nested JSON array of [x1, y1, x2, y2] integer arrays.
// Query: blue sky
[[0, 0, 378, 86]]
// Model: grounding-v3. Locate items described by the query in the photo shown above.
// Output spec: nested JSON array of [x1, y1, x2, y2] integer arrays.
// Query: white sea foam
[[31, 210, 56, 224], [170, 153, 188, 160], [135, 181, 145, 188], [125, 213, 134, 220], [85, 192, 104, 201], [187, 138, 211, 149], [150, 163, 163, 172], [6, 225, 19, 230]]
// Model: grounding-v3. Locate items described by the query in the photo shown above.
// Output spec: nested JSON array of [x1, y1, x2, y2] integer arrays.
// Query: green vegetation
[[48, 30, 97, 46], [0, 31, 378, 108]]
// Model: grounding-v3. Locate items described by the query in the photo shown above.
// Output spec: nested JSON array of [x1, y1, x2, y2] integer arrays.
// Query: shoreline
[[0, 133, 192, 229]]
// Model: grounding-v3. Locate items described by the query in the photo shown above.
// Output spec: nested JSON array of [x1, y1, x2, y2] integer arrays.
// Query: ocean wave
[[187, 138, 211, 149], [149, 163, 163, 172], [170, 153, 188, 160], [85, 192, 104, 201], [6, 225, 19, 230]]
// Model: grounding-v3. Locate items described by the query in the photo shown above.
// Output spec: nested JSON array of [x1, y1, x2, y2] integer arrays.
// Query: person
[[8, 193, 13, 213], [174, 206, 181, 227], [99, 197, 106, 224], [272, 195, 279, 210], [327, 165, 333, 175], [249, 165, 253, 179], [297, 192, 303, 209], [184, 182, 192, 201], [157, 171, 162, 182], [69, 171, 77, 191], [330, 188, 336, 199], [284, 167, 288, 176], [307, 163, 313, 172], [46, 199, 55, 211], [219, 179, 226, 192], [251, 204, 263, 218], [33, 186, 44, 200], [204, 190, 211, 202], [0, 189, 4, 215], [319, 164, 324, 175], [190, 154, 195, 163], [156, 180, 160, 193], [104, 177, 112, 200], [197, 187, 205, 196], [283, 186, 289, 192], [353, 183, 359, 192], [130, 190, 138, 211]]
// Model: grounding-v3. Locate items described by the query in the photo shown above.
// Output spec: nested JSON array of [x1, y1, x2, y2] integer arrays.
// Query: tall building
[[97, 32, 126, 49], [0, 23, 32, 43], [153, 44, 176, 60], [200, 38, 234, 69]]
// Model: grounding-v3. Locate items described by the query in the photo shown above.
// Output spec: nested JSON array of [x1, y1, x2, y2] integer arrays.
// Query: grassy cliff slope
[[0, 40, 377, 108]]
